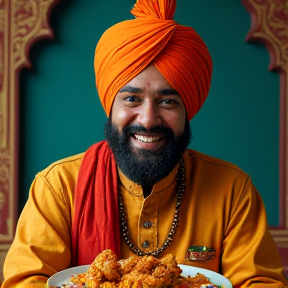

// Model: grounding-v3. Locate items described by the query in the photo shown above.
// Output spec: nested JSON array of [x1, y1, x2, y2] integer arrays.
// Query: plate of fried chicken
[[47, 249, 232, 288]]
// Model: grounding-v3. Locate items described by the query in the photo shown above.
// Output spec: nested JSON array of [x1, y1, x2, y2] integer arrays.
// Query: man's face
[[110, 64, 187, 152], [105, 65, 191, 186]]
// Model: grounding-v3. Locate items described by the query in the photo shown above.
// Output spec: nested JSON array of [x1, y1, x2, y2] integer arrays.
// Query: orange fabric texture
[[94, 0, 213, 120], [71, 141, 121, 266]]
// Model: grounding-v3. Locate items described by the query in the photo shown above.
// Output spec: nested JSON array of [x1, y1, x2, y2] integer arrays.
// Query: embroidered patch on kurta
[[185, 246, 216, 261]]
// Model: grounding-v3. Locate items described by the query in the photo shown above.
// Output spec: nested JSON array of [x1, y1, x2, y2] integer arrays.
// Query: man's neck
[[142, 184, 153, 198]]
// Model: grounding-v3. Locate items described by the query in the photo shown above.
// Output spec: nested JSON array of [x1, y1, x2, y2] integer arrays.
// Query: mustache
[[123, 125, 174, 137]]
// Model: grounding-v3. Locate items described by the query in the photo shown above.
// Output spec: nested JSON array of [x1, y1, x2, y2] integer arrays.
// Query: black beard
[[104, 119, 191, 186]]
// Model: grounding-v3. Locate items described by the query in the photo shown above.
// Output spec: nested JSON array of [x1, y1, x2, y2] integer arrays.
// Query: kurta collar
[[118, 162, 180, 196]]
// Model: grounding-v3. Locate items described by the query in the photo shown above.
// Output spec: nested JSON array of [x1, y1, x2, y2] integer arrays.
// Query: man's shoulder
[[39, 152, 85, 178], [183, 149, 249, 177]]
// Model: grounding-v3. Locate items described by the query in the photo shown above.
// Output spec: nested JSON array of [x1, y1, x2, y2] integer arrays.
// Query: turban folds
[[94, 0, 212, 121]]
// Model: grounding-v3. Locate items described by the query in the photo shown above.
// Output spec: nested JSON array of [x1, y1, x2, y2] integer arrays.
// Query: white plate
[[47, 264, 232, 288], [179, 264, 232, 288], [48, 264, 89, 286]]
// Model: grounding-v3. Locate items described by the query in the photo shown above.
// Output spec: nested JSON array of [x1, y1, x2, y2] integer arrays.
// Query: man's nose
[[137, 101, 161, 129]]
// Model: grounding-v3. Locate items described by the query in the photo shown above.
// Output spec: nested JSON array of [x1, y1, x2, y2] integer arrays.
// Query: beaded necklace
[[118, 158, 185, 257]]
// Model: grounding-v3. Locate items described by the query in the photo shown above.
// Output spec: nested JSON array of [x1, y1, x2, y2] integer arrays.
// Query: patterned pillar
[[242, 0, 288, 265], [0, 0, 61, 282]]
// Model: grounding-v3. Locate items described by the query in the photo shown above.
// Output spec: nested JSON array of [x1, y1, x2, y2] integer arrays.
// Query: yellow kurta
[[2, 149, 287, 288]]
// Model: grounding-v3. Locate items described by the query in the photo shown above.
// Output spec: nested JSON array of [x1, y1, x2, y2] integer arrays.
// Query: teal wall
[[19, 0, 280, 226]]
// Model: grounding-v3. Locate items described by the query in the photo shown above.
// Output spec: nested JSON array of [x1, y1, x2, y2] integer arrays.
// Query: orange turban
[[94, 0, 212, 121]]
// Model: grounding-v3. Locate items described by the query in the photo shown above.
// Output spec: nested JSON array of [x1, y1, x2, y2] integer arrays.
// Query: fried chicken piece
[[133, 255, 160, 274], [121, 269, 167, 288], [142, 273, 168, 288], [85, 265, 103, 288], [152, 264, 171, 281], [121, 270, 151, 288], [186, 273, 212, 285], [86, 249, 121, 284], [118, 256, 139, 275], [159, 254, 182, 279], [70, 272, 86, 284]]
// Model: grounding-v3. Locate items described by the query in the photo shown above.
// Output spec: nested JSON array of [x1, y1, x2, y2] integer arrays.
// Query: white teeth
[[135, 134, 160, 143]]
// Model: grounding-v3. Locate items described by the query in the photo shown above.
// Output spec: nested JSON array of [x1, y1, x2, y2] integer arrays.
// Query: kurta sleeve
[[222, 177, 286, 287], [2, 171, 73, 288]]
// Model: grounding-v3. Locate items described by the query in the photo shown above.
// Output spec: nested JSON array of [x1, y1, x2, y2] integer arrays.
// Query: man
[[2, 0, 287, 287]]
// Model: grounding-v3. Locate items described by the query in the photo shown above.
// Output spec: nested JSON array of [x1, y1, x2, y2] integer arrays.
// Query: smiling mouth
[[133, 133, 163, 143]]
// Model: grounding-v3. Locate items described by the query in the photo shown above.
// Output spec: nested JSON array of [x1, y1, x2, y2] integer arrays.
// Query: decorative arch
[[241, 0, 288, 263], [0, 0, 61, 281]]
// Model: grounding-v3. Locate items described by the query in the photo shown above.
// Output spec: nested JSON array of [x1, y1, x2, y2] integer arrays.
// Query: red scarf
[[71, 140, 121, 266]]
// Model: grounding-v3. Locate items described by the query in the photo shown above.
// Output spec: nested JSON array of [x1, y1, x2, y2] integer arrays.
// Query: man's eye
[[124, 96, 138, 102], [160, 99, 177, 105]]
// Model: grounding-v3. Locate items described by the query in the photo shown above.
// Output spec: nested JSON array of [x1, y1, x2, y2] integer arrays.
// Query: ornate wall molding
[[241, 0, 288, 253], [0, 0, 61, 280]]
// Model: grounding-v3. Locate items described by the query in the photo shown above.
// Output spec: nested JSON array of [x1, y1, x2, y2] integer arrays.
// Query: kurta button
[[143, 221, 152, 228], [142, 241, 150, 248]]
